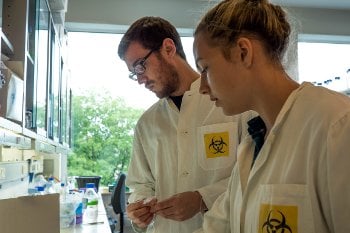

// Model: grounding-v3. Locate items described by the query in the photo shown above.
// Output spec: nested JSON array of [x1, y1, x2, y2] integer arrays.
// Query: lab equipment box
[[0, 61, 24, 123]]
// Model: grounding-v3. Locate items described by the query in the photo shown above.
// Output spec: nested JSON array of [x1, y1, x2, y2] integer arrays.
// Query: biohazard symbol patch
[[204, 132, 229, 158], [259, 204, 298, 233]]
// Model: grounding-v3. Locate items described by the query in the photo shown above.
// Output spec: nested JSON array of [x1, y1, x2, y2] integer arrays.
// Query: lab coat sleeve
[[326, 112, 350, 233], [194, 178, 231, 233], [126, 125, 155, 203], [196, 176, 230, 210]]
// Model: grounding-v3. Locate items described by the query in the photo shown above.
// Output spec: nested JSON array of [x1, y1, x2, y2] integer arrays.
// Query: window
[[68, 32, 156, 109], [66, 32, 196, 185], [298, 37, 350, 94], [67, 32, 195, 109]]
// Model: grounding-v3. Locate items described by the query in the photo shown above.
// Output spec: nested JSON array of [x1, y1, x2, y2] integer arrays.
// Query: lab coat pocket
[[252, 184, 315, 233], [197, 122, 238, 170]]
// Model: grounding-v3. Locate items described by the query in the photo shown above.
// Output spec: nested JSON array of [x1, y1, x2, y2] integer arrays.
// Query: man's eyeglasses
[[129, 50, 155, 81]]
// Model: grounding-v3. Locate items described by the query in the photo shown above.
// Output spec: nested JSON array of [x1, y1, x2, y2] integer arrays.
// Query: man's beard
[[153, 57, 180, 98]]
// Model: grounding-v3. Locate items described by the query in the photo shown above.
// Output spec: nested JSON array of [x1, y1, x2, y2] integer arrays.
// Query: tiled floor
[[101, 192, 134, 233], [109, 213, 133, 233], [104, 203, 133, 233], [124, 225, 134, 233]]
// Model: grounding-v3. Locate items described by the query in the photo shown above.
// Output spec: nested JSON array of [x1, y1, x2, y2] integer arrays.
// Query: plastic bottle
[[83, 183, 99, 224], [36, 186, 46, 195], [28, 172, 37, 195], [59, 182, 68, 201], [75, 202, 83, 224], [67, 176, 76, 191], [45, 177, 56, 194], [34, 174, 47, 190]]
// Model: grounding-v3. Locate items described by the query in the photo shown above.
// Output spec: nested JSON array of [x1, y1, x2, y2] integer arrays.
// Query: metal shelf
[[0, 31, 14, 56], [0, 127, 31, 149]]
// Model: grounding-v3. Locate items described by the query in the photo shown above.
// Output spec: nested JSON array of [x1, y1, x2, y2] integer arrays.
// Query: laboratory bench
[[60, 193, 112, 233], [60, 188, 133, 233]]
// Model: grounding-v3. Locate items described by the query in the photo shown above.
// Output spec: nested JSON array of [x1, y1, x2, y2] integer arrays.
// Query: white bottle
[[83, 183, 99, 224], [59, 182, 68, 201], [34, 174, 47, 190], [45, 177, 56, 194]]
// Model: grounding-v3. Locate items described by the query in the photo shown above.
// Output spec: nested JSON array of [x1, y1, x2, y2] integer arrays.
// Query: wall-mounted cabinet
[[0, 0, 70, 145], [0, 0, 70, 197], [0, 0, 70, 185]]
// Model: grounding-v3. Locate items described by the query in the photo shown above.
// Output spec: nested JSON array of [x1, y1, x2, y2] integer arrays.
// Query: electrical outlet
[[0, 167, 6, 179]]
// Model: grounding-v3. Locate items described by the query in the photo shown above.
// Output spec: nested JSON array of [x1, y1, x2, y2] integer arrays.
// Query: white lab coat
[[126, 78, 254, 233], [195, 82, 350, 233]]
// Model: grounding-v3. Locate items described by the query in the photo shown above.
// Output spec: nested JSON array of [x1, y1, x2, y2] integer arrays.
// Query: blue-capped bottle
[[45, 177, 56, 194], [83, 183, 99, 223], [36, 186, 46, 195]]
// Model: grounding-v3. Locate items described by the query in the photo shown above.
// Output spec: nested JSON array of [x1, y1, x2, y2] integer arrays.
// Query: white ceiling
[[272, 0, 350, 9], [194, 0, 350, 10]]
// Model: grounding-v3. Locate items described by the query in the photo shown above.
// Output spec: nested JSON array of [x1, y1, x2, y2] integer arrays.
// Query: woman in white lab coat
[[193, 0, 350, 232]]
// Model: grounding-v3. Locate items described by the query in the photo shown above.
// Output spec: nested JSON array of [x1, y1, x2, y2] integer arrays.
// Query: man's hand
[[153, 191, 203, 221], [127, 198, 157, 229]]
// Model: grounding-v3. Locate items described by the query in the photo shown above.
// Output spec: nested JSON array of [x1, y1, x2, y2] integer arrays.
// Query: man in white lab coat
[[117, 16, 254, 233]]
